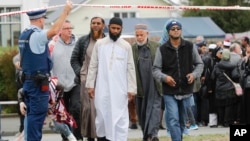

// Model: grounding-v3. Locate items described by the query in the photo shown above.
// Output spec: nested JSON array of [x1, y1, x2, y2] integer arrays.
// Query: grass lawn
[[128, 134, 229, 141]]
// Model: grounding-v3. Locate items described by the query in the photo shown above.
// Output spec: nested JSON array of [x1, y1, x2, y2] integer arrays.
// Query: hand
[[15, 62, 21, 70], [20, 102, 26, 115], [88, 88, 95, 99], [244, 56, 249, 63], [64, 0, 73, 14], [128, 92, 135, 102], [186, 73, 194, 84], [165, 75, 176, 87], [200, 76, 205, 84]]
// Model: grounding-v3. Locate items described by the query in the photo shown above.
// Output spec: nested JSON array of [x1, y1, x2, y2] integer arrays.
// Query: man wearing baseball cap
[[18, 1, 72, 141], [153, 19, 204, 141]]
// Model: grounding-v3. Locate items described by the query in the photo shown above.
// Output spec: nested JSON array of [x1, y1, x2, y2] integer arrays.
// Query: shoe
[[210, 125, 218, 128], [183, 127, 189, 136], [166, 130, 171, 136], [67, 133, 77, 141], [197, 122, 205, 127], [159, 124, 166, 130], [129, 123, 138, 129], [189, 124, 198, 130]]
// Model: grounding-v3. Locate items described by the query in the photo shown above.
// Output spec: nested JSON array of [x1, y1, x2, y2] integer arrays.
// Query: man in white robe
[[86, 17, 137, 141]]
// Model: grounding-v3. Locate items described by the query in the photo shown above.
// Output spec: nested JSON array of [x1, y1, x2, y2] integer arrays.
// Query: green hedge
[[0, 47, 19, 113]]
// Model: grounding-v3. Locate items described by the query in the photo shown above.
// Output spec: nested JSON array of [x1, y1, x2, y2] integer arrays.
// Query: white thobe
[[86, 36, 137, 141]]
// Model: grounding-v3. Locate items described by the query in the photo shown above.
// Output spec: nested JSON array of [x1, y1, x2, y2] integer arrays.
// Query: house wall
[[0, 0, 48, 31], [0, 0, 49, 46], [67, 0, 176, 37]]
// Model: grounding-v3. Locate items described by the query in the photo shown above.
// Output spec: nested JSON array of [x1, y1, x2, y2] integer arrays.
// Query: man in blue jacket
[[18, 2, 72, 140]]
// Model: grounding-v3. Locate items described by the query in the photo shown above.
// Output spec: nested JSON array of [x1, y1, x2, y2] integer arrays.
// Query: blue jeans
[[184, 95, 196, 125], [163, 95, 188, 141], [50, 120, 72, 137]]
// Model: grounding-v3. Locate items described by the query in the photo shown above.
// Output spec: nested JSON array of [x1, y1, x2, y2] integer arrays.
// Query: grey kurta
[[136, 45, 161, 139], [80, 39, 96, 138]]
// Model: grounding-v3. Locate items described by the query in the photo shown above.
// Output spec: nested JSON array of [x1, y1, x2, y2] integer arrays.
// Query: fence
[[0, 101, 18, 141]]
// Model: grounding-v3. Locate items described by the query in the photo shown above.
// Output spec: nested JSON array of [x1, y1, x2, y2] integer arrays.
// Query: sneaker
[[189, 124, 199, 130], [159, 124, 166, 130], [210, 125, 218, 128], [67, 133, 77, 141], [129, 123, 138, 129], [166, 130, 171, 136], [183, 127, 189, 135]]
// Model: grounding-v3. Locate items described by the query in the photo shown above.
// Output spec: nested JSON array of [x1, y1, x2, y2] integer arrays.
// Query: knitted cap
[[109, 17, 122, 26], [166, 19, 182, 32]]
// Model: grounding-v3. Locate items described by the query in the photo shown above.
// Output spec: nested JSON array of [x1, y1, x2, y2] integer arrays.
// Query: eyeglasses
[[62, 27, 74, 30], [170, 27, 181, 31]]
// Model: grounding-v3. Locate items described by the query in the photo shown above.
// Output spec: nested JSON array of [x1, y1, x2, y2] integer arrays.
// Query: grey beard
[[136, 38, 147, 46]]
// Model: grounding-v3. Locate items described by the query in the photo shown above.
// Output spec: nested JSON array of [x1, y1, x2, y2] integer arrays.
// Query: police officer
[[18, 2, 72, 140]]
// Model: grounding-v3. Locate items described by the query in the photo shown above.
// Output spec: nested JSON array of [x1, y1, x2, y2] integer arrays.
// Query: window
[[0, 7, 21, 47], [122, 13, 128, 18], [129, 13, 136, 18], [114, 13, 120, 18], [113, 12, 136, 18], [6, 7, 21, 22], [0, 8, 4, 22]]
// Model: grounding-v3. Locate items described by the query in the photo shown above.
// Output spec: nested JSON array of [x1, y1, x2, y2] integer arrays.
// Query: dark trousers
[[23, 81, 49, 141], [128, 96, 137, 123], [17, 102, 25, 133], [218, 104, 234, 126], [63, 84, 82, 140]]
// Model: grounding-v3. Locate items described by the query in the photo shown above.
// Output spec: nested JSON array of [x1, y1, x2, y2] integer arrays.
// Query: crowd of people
[[192, 36, 250, 129], [11, 1, 250, 141]]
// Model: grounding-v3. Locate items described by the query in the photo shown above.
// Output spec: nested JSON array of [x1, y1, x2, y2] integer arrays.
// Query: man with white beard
[[131, 24, 162, 141]]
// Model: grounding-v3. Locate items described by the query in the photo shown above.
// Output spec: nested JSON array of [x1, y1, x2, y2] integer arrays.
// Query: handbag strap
[[223, 72, 235, 84]]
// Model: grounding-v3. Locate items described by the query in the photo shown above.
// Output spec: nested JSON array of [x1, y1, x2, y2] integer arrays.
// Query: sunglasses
[[170, 27, 181, 31]]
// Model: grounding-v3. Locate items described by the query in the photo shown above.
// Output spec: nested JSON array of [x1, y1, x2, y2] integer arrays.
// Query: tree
[[183, 0, 250, 34]]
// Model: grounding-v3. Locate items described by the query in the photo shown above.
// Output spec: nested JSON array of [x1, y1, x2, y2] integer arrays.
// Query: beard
[[91, 29, 102, 40], [136, 38, 147, 46], [109, 30, 121, 42], [169, 34, 181, 40]]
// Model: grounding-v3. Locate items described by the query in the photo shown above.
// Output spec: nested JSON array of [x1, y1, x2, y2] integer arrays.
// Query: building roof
[[105, 17, 225, 39]]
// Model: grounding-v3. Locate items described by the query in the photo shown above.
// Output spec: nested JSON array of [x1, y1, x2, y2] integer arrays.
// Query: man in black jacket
[[152, 19, 203, 141], [70, 16, 105, 141]]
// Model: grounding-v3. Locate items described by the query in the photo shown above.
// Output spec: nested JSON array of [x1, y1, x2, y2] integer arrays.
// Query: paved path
[[0, 116, 230, 141]]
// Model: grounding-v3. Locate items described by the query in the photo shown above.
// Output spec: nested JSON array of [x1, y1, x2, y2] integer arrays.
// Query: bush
[[0, 47, 19, 113]]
